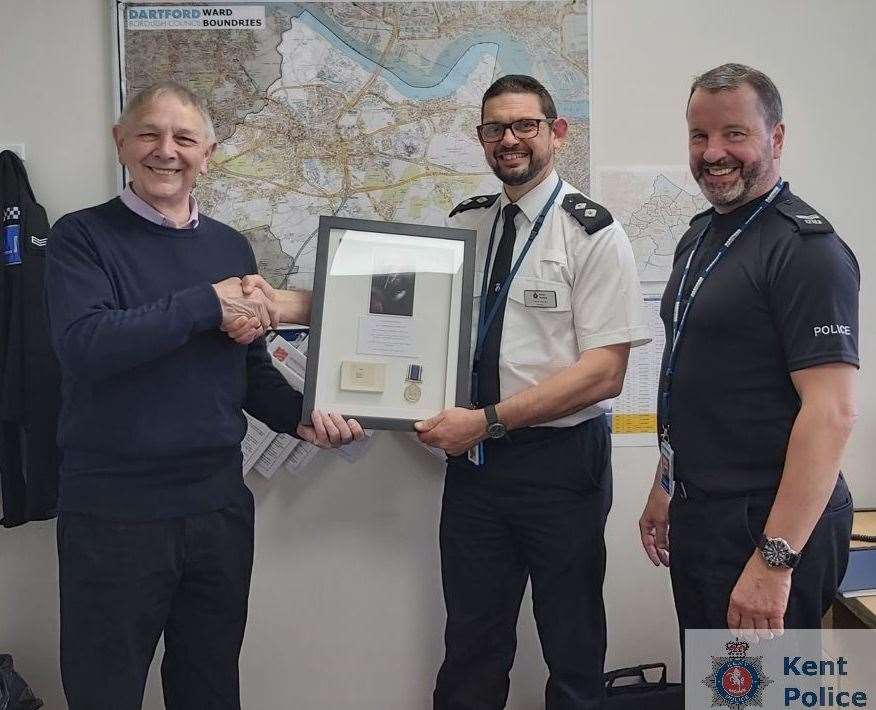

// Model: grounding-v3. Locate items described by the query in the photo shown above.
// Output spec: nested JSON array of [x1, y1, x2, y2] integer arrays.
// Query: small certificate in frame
[[302, 216, 476, 430]]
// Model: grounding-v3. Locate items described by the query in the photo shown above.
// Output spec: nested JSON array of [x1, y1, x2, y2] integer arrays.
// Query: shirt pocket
[[503, 276, 575, 366]]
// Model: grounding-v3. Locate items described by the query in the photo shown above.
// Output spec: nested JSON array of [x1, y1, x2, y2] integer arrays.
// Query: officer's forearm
[[495, 343, 630, 431], [274, 288, 312, 325], [762, 365, 857, 553]]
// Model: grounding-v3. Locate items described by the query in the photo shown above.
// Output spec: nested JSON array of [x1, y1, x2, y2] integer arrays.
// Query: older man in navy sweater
[[45, 81, 362, 710]]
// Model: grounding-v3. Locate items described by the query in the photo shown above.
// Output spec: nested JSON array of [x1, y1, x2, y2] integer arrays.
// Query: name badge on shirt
[[523, 290, 557, 308], [659, 439, 675, 496]]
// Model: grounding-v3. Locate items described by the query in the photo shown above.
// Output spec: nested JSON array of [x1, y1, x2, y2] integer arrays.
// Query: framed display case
[[302, 216, 476, 430]]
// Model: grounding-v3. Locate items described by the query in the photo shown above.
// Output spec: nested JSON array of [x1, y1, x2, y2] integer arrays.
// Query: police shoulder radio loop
[[658, 179, 786, 496], [468, 178, 563, 466]]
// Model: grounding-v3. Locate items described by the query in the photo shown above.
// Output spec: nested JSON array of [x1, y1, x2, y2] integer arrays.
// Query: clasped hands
[[212, 274, 284, 345], [211, 275, 362, 448]]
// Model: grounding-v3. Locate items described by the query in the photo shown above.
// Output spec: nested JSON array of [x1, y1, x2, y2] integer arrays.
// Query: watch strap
[[483, 404, 506, 439]]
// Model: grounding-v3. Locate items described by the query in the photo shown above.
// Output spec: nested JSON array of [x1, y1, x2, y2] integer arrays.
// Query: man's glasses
[[476, 118, 556, 143]]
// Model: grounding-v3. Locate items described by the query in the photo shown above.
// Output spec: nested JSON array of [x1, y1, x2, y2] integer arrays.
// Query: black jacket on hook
[[0, 149, 61, 527]]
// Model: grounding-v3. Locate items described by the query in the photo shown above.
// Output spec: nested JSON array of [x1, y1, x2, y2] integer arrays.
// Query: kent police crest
[[702, 638, 773, 709]]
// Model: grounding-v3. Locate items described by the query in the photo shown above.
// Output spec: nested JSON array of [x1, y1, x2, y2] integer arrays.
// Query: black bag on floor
[[604, 662, 682, 710], [0, 655, 43, 710]]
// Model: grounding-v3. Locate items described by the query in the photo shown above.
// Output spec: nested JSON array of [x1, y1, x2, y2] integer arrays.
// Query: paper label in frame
[[340, 361, 386, 393]]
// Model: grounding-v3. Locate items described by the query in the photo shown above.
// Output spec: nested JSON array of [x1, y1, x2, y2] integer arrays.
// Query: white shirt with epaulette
[[445, 170, 651, 427]]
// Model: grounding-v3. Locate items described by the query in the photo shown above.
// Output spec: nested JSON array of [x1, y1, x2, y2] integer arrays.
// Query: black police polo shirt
[[658, 185, 859, 494]]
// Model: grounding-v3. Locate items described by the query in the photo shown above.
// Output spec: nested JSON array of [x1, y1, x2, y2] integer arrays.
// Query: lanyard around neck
[[468, 177, 563, 406], [474, 177, 563, 361], [661, 179, 786, 439]]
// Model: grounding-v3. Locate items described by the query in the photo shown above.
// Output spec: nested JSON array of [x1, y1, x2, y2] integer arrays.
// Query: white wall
[[1, 1, 873, 708]]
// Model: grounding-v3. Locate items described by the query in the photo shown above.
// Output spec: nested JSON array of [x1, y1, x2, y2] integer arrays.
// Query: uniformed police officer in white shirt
[[415, 75, 650, 710]]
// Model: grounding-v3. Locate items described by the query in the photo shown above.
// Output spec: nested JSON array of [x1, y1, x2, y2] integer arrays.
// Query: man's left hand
[[727, 552, 792, 640], [415, 407, 486, 456], [297, 409, 365, 449]]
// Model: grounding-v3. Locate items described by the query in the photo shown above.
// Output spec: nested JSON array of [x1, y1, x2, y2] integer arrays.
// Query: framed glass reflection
[[302, 216, 476, 430]]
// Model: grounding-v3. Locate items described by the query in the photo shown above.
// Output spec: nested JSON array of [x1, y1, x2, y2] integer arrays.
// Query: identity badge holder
[[467, 442, 483, 466], [659, 439, 675, 497]]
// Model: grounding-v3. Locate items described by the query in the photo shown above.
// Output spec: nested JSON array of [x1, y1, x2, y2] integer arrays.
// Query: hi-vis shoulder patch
[[561, 194, 612, 234], [449, 193, 500, 217], [775, 198, 834, 235]]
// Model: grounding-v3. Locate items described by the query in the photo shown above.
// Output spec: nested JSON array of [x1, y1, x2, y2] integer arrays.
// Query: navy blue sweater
[[45, 198, 302, 519]]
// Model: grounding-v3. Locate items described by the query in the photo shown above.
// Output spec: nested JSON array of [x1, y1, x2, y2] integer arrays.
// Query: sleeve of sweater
[[45, 213, 221, 382], [243, 338, 304, 434], [240, 247, 303, 434]]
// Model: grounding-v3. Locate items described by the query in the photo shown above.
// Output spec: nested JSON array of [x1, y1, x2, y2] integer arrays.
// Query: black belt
[[487, 415, 605, 446]]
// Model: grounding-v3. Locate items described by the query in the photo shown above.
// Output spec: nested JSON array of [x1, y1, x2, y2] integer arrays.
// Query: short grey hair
[[688, 63, 783, 127], [119, 80, 216, 143]]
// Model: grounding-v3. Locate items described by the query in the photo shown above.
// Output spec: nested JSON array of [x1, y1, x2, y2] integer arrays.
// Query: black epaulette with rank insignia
[[449, 193, 500, 218], [775, 194, 834, 235], [560, 193, 613, 234]]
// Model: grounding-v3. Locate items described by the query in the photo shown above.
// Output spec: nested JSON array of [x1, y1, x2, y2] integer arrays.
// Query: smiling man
[[45, 81, 362, 710], [417, 75, 649, 710], [639, 64, 859, 642]]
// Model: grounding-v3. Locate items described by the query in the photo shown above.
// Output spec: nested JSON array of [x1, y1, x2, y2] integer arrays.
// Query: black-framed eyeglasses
[[476, 118, 556, 143]]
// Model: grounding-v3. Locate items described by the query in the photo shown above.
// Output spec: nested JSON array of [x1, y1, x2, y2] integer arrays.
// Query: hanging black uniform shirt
[[658, 184, 859, 495], [0, 150, 61, 527]]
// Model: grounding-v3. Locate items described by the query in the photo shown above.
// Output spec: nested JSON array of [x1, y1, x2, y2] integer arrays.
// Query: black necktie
[[477, 203, 520, 407]]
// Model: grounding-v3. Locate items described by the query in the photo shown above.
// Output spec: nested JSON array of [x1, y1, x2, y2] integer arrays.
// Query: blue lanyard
[[470, 177, 563, 404], [661, 180, 785, 440]]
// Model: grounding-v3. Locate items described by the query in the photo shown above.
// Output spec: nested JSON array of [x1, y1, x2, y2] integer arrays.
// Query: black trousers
[[669, 475, 853, 633], [434, 416, 612, 710], [57, 493, 255, 710]]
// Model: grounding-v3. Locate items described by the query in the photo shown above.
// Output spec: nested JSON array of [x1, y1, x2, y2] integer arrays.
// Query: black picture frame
[[302, 216, 476, 431]]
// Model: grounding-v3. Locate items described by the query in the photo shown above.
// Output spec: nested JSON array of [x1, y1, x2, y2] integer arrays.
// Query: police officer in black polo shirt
[[639, 63, 859, 638]]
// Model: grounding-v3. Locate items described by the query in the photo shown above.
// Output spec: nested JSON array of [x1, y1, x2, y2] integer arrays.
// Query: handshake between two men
[[210, 273, 481, 457], [212, 273, 366, 448], [211, 273, 307, 344]]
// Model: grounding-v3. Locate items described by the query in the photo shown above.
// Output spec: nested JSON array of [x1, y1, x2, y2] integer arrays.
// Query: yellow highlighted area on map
[[612, 414, 657, 434]]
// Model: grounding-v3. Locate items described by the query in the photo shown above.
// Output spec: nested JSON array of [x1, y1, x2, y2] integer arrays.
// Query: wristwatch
[[483, 404, 507, 439], [758, 534, 800, 569]]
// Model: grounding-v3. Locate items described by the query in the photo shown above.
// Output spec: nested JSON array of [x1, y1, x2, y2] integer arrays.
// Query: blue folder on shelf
[[839, 545, 876, 596]]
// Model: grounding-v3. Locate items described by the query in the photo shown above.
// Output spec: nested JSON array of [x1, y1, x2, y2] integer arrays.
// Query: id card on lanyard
[[659, 180, 785, 494], [659, 439, 675, 496], [467, 178, 563, 466]]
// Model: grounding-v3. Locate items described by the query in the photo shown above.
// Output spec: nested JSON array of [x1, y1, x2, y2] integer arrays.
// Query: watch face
[[487, 422, 505, 438], [762, 538, 789, 567]]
